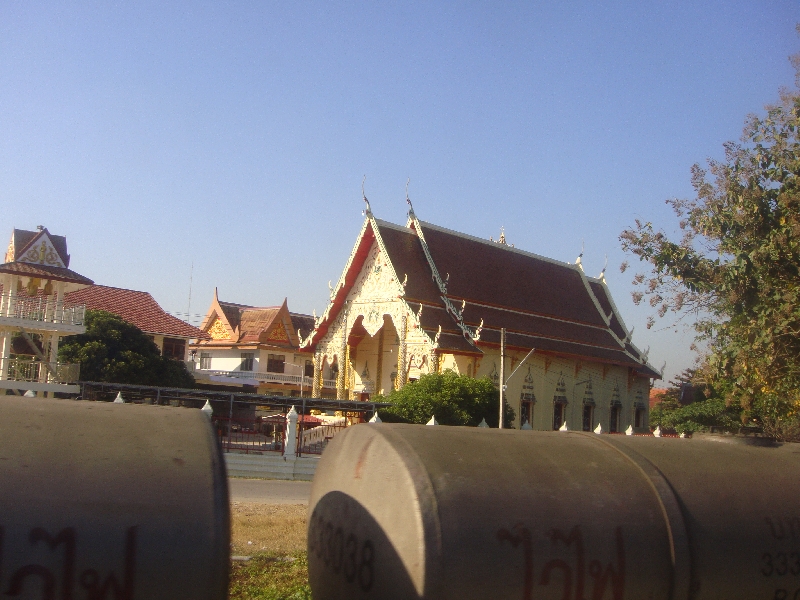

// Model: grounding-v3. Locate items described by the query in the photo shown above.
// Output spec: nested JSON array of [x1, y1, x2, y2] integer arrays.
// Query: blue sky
[[1, 2, 798, 386]]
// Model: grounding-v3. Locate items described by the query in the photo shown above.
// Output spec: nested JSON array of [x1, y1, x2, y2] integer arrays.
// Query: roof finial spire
[[406, 178, 415, 218], [362, 175, 372, 217], [575, 240, 584, 270], [598, 254, 608, 282]]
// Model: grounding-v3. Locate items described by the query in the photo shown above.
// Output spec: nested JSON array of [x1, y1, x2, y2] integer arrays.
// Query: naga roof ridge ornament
[[405, 185, 481, 344]]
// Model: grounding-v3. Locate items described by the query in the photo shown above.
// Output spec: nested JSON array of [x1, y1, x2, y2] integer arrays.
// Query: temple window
[[552, 374, 568, 430], [266, 354, 285, 373], [240, 352, 255, 372], [305, 360, 314, 378], [582, 405, 594, 431], [200, 352, 211, 370]]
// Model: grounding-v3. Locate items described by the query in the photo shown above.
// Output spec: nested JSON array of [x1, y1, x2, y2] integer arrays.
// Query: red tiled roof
[[65, 285, 208, 340]]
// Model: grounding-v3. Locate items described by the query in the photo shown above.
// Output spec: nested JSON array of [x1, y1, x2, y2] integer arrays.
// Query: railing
[[3, 359, 80, 383], [0, 293, 86, 326], [299, 418, 348, 455], [213, 415, 286, 454], [198, 369, 336, 388]]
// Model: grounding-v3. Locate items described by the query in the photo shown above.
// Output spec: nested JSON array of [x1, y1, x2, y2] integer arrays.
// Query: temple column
[[396, 314, 407, 390], [336, 320, 348, 400], [375, 326, 384, 395], [429, 350, 439, 374], [311, 353, 321, 398]]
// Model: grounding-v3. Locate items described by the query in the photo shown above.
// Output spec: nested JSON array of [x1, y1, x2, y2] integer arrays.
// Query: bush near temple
[[376, 370, 515, 427]]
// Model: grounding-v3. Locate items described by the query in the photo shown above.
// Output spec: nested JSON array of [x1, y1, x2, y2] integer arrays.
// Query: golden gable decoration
[[20, 237, 65, 268], [267, 321, 290, 342], [208, 318, 229, 340]]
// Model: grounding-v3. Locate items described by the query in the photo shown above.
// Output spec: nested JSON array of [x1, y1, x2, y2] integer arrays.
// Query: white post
[[0, 333, 10, 380], [284, 406, 299, 456], [498, 328, 505, 429]]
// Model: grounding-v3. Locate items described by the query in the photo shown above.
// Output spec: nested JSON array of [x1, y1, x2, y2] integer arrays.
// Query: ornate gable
[[348, 242, 406, 337], [207, 317, 230, 340], [267, 321, 290, 342], [16, 232, 67, 268]]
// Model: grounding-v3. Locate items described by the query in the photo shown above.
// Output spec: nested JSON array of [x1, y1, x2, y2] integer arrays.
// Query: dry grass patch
[[231, 502, 308, 555]]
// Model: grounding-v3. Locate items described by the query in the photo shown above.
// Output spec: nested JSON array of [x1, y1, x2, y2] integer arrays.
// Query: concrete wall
[[224, 452, 319, 481]]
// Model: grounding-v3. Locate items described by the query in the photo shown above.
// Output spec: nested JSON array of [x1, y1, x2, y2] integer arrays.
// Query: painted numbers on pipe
[[308, 513, 374, 592], [766, 516, 800, 600], [497, 525, 624, 600], [0, 525, 137, 599]]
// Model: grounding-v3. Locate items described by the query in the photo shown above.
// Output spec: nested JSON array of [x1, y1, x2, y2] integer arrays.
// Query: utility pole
[[499, 328, 506, 428]]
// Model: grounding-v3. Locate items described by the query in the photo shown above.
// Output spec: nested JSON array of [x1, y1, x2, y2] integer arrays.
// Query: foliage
[[229, 552, 311, 600], [376, 370, 515, 427], [59, 310, 195, 388], [649, 368, 742, 434], [620, 47, 800, 436]]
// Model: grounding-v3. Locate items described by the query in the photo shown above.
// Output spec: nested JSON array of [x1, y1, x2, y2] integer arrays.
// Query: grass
[[229, 502, 311, 600]]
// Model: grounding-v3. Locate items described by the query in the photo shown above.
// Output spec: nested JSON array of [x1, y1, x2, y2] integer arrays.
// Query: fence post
[[284, 406, 298, 457], [298, 397, 306, 457], [228, 394, 234, 451]]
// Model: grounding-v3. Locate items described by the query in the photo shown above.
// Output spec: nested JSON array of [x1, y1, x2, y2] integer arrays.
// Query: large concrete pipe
[[308, 424, 800, 600], [0, 397, 229, 600]]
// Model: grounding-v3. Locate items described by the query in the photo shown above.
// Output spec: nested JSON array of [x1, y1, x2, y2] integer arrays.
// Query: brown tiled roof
[[218, 301, 248, 332], [65, 285, 208, 340], [239, 307, 281, 342], [417, 221, 608, 327], [0, 262, 93, 285], [291, 313, 316, 340]]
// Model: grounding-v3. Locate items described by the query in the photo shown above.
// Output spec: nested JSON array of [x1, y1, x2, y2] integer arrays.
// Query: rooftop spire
[[406, 178, 415, 218], [362, 175, 372, 217]]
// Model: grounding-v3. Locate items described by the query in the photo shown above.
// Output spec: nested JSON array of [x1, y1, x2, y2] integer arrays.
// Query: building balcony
[[0, 293, 86, 334], [194, 368, 336, 390], [0, 358, 81, 393]]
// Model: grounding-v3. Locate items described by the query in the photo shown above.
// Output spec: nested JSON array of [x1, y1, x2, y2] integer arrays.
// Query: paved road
[[228, 478, 312, 504]]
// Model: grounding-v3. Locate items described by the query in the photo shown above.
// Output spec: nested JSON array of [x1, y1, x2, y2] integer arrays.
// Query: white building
[[0, 227, 93, 396]]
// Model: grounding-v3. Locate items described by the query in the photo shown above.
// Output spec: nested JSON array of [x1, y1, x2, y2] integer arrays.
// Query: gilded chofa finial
[[406, 178, 415, 218], [362, 176, 372, 217]]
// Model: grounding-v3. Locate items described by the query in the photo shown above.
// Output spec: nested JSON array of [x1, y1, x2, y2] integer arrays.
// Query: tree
[[59, 310, 195, 388], [649, 368, 742, 434], [620, 46, 800, 438], [376, 370, 515, 427]]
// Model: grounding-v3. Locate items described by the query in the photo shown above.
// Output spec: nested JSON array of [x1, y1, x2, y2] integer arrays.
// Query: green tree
[[59, 310, 195, 388], [620, 47, 800, 438], [376, 370, 515, 427], [649, 369, 742, 434]]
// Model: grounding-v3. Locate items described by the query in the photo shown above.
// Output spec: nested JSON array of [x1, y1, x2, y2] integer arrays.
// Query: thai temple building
[[301, 199, 661, 432], [0, 227, 93, 395], [189, 289, 335, 396]]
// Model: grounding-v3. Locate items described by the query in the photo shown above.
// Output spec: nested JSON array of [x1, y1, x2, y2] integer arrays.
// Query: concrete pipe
[[308, 424, 800, 600], [0, 397, 229, 600]]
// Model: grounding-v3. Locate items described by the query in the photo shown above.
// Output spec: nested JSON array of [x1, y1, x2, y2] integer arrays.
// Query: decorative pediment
[[267, 321, 290, 342], [17, 233, 66, 268], [207, 318, 230, 340]]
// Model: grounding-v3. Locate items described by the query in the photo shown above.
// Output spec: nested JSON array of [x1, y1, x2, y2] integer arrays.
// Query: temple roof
[[0, 262, 94, 286], [65, 285, 208, 340], [196, 290, 314, 348], [1, 226, 92, 286], [307, 213, 661, 379]]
